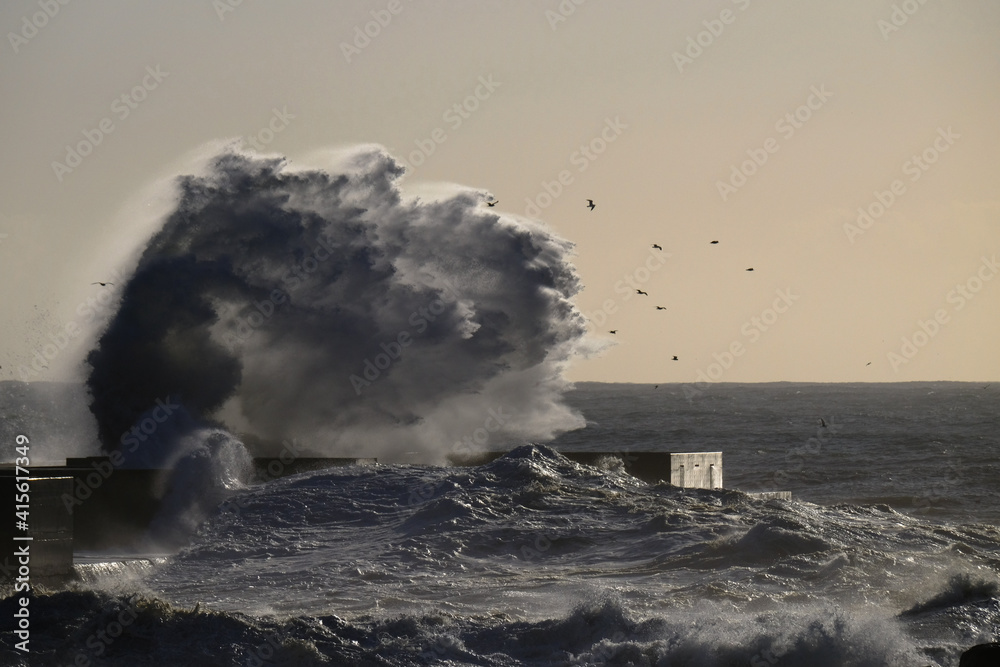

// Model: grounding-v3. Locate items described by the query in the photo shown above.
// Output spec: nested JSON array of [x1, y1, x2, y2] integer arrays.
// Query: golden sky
[[1, 0, 998, 383]]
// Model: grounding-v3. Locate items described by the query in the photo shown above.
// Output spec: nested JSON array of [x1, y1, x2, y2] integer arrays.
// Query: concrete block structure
[[668, 452, 723, 489], [25, 476, 75, 576], [2, 456, 380, 558], [747, 491, 792, 501], [0, 450, 736, 573], [452, 450, 724, 489], [0, 472, 74, 578]]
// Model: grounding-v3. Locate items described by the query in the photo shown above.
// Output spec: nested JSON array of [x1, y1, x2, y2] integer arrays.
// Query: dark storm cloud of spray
[[87, 146, 590, 463]]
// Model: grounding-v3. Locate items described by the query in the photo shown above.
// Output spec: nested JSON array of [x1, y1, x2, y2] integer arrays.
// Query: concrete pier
[[1, 456, 379, 557], [5, 462, 164, 552], [669, 452, 723, 489], [747, 491, 792, 501], [0, 472, 75, 578], [0, 450, 754, 571], [451, 450, 724, 488]]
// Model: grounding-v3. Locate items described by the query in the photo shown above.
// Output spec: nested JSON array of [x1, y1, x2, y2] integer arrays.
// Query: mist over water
[[86, 146, 588, 463], [0, 381, 99, 463]]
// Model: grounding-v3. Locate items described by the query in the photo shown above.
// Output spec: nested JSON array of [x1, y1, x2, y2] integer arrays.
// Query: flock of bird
[[85, 195, 889, 372], [580, 198, 751, 361], [476, 195, 759, 364], [572, 199, 875, 370], [91, 197, 742, 356]]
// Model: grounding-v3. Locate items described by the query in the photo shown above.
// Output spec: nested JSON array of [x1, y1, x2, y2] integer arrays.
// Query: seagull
[[486, 200, 499, 207], [710, 240, 719, 244], [91, 282, 114, 286], [655, 306, 666, 310], [636, 289, 648, 295], [671, 356, 678, 361], [745, 268, 754, 272], [608, 330, 617, 334], [586, 199, 596, 211], [652, 243, 662, 250]]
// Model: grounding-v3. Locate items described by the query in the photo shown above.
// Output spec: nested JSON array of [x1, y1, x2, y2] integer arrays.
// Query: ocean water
[[3, 381, 999, 666]]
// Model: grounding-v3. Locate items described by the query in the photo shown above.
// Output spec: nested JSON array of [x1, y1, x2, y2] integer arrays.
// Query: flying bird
[[652, 243, 662, 250], [655, 306, 666, 310], [609, 330, 617, 334], [586, 199, 596, 211], [487, 200, 498, 207], [819, 418, 827, 428], [636, 289, 648, 296], [91, 282, 114, 286], [745, 268, 754, 272], [866, 362, 872, 366], [710, 240, 719, 244], [671, 356, 678, 361]]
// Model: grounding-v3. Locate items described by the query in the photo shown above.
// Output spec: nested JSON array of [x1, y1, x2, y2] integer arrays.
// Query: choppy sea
[[2, 381, 999, 666]]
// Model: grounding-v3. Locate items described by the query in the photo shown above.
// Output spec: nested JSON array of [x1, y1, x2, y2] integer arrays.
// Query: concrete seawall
[[451, 450, 725, 488], [2, 456, 379, 566], [0, 473, 74, 578], [2, 450, 779, 577]]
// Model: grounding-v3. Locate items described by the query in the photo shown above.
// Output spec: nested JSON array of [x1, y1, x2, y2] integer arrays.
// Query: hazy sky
[[2, 0, 998, 385]]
